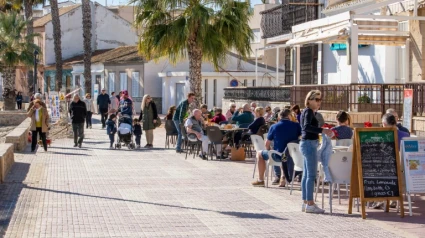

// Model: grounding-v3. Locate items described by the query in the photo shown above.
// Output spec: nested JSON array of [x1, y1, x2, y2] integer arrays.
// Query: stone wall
[[0, 143, 14, 183], [5, 118, 31, 152], [0, 111, 28, 126]]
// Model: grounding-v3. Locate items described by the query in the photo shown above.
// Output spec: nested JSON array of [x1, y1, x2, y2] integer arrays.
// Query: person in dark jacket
[[16, 92, 23, 110], [133, 118, 143, 148], [386, 108, 410, 135], [232, 104, 254, 125], [118, 90, 134, 117], [69, 94, 87, 148], [248, 107, 266, 134], [210, 108, 226, 124], [139, 94, 159, 148], [106, 114, 117, 149], [97, 88, 110, 129]]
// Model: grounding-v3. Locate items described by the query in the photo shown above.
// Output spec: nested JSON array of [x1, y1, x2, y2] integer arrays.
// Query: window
[[252, 29, 261, 43], [252, 79, 256, 87], [95, 75, 103, 90], [213, 79, 217, 107], [204, 79, 208, 105], [120, 72, 127, 91], [243, 79, 247, 86], [75, 75, 80, 88], [108, 72, 115, 94], [131, 71, 139, 97]]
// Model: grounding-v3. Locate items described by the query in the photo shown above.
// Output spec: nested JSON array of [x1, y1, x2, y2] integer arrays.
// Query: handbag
[[154, 118, 162, 128], [230, 147, 246, 161]]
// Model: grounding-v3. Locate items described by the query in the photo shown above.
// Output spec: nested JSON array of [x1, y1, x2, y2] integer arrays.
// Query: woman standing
[[300, 90, 333, 214], [83, 93, 95, 129], [16, 92, 23, 110], [139, 94, 159, 148], [27, 99, 49, 152]]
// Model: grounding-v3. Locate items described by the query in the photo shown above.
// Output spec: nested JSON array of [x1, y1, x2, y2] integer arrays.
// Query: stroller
[[115, 115, 136, 149]]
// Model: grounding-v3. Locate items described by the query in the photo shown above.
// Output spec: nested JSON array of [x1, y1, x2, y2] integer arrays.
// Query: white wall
[[323, 44, 398, 84]]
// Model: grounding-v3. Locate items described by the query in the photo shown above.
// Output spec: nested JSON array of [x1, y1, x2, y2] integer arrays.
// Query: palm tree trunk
[[49, 0, 62, 92], [82, 0, 92, 95], [2, 66, 17, 110], [188, 35, 202, 109], [24, 0, 34, 93]]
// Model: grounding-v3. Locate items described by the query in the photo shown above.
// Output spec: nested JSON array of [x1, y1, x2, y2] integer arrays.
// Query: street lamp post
[[33, 49, 39, 94]]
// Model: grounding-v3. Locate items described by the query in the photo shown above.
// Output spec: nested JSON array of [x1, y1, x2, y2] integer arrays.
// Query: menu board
[[348, 127, 404, 219], [358, 130, 400, 198], [401, 139, 425, 193]]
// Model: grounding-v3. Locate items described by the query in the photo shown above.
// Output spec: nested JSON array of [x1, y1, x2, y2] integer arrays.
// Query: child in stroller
[[115, 114, 136, 149]]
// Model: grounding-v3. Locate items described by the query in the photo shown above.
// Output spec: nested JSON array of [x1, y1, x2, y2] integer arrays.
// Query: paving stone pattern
[[0, 116, 408, 237]]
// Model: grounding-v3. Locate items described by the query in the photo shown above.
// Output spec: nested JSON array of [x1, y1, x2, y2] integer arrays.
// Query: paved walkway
[[0, 116, 422, 237]]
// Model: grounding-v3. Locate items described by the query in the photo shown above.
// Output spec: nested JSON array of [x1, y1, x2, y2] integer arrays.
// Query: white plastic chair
[[287, 143, 304, 195], [336, 139, 352, 146], [318, 152, 352, 214], [250, 135, 282, 187]]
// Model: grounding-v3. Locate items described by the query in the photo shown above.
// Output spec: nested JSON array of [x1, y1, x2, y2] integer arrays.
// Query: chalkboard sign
[[348, 128, 404, 219], [359, 131, 400, 198]]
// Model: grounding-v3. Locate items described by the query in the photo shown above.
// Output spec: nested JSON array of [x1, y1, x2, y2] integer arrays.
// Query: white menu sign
[[401, 139, 425, 193]]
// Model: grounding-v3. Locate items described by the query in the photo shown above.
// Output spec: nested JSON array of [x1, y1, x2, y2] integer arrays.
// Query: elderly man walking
[[173, 92, 195, 153], [97, 88, 110, 129], [69, 94, 87, 148]]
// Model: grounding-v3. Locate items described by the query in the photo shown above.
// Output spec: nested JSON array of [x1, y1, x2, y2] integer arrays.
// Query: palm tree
[[49, 0, 62, 91], [0, 11, 40, 110], [131, 0, 253, 107], [82, 0, 92, 95]]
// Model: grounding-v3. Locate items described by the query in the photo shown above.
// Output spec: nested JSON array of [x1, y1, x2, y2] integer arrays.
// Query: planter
[[2, 97, 16, 111]]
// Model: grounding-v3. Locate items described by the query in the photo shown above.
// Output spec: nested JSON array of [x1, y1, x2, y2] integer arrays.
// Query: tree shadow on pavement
[[0, 162, 31, 237], [23, 185, 286, 221]]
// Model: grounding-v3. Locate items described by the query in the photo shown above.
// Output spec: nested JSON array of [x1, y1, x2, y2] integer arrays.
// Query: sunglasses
[[312, 98, 322, 102]]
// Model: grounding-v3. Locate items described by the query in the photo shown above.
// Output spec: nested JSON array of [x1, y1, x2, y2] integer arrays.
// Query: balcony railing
[[260, 0, 318, 39], [224, 83, 425, 117]]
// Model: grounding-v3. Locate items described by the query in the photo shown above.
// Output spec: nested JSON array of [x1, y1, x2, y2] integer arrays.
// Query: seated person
[[251, 109, 301, 187], [270, 107, 281, 122], [332, 110, 353, 140], [248, 107, 266, 134], [210, 108, 226, 124], [185, 109, 224, 160], [231, 104, 254, 125], [225, 103, 237, 122], [165, 106, 176, 120], [386, 108, 410, 135], [263, 106, 273, 122], [201, 104, 212, 120]]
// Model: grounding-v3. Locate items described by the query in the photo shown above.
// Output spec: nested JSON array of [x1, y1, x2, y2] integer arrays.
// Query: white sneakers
[[305, 204, 325, 214]]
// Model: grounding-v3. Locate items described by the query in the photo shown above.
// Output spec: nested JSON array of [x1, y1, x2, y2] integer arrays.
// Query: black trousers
[[135, 135, 141, 146], [31, 127, 47, 151], [72, 123, 84, 145], [17, 102, 22, 109], [100, 108, 108, 127], [86, 111, 93, 128]]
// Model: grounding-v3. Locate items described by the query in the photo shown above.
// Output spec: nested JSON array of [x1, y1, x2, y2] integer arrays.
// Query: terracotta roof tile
[[34, 4, 81, 28]]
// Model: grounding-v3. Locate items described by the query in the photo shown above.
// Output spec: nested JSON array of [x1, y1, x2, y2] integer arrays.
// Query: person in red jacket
[[210, 108, 226, 124]]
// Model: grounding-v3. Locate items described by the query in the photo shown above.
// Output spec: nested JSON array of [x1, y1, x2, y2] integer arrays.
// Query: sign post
[[403, 89, 413, 132], [48, 92, 60, 123], [401, 137, 425, 216], [348, 127, 404, 219]]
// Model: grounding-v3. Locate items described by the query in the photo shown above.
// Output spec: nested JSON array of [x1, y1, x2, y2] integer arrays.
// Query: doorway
[[175, 83, 185, 105]]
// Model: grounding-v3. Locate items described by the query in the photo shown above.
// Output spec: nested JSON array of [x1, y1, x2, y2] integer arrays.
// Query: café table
[[219, 127, 245, 147]]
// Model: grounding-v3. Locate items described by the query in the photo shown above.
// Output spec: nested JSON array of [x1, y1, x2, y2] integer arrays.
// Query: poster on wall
[[49, 92, 60, 123]]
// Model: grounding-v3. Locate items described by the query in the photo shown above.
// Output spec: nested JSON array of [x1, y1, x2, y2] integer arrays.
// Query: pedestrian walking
[[139, 94, 159, 148], [27, 99, 49, 152], [97, 88, 110, 129], [83, 93, 95, 129], [106, 114, 117, 149], [69, 94, 87, 148], [133, 118, 142, 148], [299, 90, 333, 214], [109, 92, 119, 115], [16, 92, 23, 110], [118, 90, 134, 117], [173, 93, 195, 153]]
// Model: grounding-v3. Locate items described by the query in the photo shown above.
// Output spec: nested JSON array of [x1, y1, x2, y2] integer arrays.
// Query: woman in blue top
[[300, 90, 333, 214], [248, 107, 266, 134], [332, 110, 353, 139]]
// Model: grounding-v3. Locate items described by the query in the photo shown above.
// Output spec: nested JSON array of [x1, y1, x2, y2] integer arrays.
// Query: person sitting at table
[[185, 109, 224, 160], [231, 104, 254, 125], [200, 104, 211, 120], [248, 107, 266, 134], [225, 103, 236, 121], [386, 108, 410, 135], [252, 109, 301, 187], [291, 104, 302, 123], [263, 106, 273, 122], [210, 108, 226, 124], [270, 107, 280, 122], [331, 110, 353, 140], [372, 113, 410, 210]]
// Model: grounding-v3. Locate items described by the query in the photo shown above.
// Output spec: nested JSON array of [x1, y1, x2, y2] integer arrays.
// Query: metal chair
[[206, 126, 226, 160], [180, 124, 201, 159], [165, 120, 178, 149]]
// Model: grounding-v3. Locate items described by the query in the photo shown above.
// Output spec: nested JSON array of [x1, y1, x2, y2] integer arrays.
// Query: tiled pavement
[[0, 116, 422, 237]]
